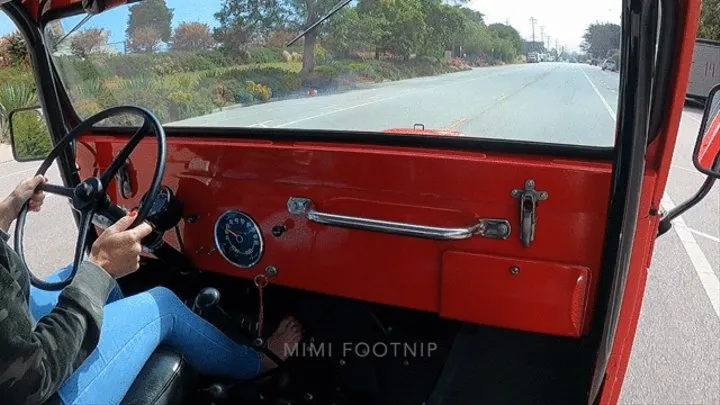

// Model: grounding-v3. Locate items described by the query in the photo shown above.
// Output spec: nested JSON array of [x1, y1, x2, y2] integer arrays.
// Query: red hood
[[384, 128, 464, 137]]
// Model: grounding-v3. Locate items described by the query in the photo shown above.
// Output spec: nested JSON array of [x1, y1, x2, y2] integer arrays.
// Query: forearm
[[0, 198, 16, 233]]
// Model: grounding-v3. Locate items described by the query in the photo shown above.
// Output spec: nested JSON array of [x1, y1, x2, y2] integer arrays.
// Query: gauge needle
[[228, 229, 240, 238]]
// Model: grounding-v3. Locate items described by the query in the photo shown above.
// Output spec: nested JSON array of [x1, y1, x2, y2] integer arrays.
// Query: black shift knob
[[193, 287, 220, 316]]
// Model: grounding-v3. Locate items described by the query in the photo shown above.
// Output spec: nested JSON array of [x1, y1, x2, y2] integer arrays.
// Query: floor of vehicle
[[428, 324, 592, 404], [121, 261, 594, 404]]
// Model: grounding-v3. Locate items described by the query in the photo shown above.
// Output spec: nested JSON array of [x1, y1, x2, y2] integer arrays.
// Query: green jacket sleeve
[[0, 230, 116, 405]]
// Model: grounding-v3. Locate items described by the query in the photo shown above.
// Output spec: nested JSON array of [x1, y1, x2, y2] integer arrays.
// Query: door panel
[[78, 134, 612, 337]]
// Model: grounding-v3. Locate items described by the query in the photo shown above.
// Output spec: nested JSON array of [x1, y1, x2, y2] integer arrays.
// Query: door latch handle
[[511, 179, 548, 248], [287, 197, 511, 241]]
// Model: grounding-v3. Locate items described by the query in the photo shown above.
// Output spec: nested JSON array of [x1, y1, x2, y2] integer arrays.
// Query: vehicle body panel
[[77, 134, 612, 338], [3, 0, 705, 402], [599, 0, 703, 401]]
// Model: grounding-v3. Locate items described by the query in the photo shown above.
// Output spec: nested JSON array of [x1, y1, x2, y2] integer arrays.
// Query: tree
[[698, 0, 720, 40], [214, 0, 288, 52], [458, 22, 492, 57], [488, 23, 523, 56], [128, 27, 162, 53], [70, 28, 110, 57], [0, 32, 28, 66], [126, 0, 174, 43], [420, 0, 466, 57], [377, 0, 426, 60], [172, 22, 214, 51], [324, 8, 382, 57], [581, 22, 621, 59], [286, 0, 340, 75]]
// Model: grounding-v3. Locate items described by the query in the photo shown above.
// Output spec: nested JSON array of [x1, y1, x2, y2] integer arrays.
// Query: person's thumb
[[105, 212, 136, 234], [26, 175, 46, 189]]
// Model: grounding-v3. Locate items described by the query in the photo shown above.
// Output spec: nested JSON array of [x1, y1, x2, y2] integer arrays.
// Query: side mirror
[[693, 84, 720, 178], [9, 106, 52, 162]]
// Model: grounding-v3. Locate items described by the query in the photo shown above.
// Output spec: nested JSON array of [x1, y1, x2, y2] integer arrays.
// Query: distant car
[[601, 59, 617, 72], [527, 52, 539, 63]]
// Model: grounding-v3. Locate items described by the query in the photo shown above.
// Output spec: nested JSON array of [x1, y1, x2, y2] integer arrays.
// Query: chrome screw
[[265, 265, 278, 278]]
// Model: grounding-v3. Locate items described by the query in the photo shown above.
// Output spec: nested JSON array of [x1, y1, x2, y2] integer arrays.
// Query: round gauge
[[214, 210, 264, 268]]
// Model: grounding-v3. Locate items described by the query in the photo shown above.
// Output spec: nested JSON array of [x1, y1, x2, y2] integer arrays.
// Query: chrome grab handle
[[287, 197, 511, 241]]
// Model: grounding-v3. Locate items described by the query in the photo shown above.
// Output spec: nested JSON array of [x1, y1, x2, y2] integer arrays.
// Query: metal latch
[[511, 179, 548, 248]]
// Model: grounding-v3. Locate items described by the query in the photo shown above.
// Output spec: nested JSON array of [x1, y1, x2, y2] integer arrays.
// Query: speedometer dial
[[214, 211, 264, 268]]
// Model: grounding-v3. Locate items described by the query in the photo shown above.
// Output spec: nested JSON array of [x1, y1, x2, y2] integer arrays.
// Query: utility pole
[[555, 39, 559, 51], [529, 17, 537, 43], [546, 35, 551, 51], [540, 26, 546, 49]]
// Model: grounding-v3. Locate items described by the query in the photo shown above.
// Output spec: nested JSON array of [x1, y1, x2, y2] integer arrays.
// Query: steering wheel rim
[[15, 105, 167, 291]]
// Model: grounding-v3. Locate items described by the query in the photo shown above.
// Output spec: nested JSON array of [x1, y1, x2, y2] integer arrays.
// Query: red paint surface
[[11, 0, 702, 401], [440, 251, 590, 336], [699, 114, 720, 170], [599, 0, 703, 402], [383, 128, 464, 136], [77, 135, 612, 337]]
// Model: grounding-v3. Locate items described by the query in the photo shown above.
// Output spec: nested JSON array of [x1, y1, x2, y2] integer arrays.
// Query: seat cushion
[[121, 345, 196, 405]]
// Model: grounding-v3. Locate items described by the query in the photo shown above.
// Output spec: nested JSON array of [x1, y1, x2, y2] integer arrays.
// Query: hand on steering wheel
[[14, 106, 167, 290]]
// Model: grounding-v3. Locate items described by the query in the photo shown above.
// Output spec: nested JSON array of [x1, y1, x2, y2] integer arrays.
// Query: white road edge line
[[275, 90, 420, 128], [581, 69, 617, 120], [671, 164, 705, 175], [686, 114, 702, 124], [662, 195, 720, 318], [687, 228, 720, 243]]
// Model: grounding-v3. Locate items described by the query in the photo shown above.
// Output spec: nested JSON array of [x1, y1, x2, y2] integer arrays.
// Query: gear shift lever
[[192, 287, 221, 317]]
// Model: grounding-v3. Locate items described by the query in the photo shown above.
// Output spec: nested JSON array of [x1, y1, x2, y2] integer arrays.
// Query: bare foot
[[261, 317, 302, 371]]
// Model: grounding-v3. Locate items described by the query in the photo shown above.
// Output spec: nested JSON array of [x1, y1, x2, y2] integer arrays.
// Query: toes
[[276, 318, 292, 334]]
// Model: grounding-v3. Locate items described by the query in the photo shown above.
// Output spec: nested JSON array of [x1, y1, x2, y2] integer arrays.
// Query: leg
[[58, 287, 263, 405], [30, 264, 123, 320]]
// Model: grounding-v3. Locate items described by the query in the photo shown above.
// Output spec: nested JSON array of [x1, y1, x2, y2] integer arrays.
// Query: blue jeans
[[30, 265, 262, 405]]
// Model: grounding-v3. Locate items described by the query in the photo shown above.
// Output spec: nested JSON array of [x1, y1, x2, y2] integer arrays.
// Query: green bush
[[218, 67, 301, 97], [247, 47, 286, 64], [0, 66, 33, 87], [247, 81, 272, 102], [12, 111, 51, 159]]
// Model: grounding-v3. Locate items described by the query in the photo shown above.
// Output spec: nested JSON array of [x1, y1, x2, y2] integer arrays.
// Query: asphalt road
[[172, 63, 619, 147], [1, 62, 718, 403]]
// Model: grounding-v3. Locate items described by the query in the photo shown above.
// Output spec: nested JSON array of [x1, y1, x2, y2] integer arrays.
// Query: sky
[[469, 0, 621, 51], [1, 0, 621, 51], [0, 0, 223, 42]]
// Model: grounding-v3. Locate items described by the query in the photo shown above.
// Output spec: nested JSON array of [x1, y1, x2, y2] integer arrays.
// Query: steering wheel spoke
[[39, 183, 75, 199], [100, 121, 150, 187], [71, 208, 96, 278]]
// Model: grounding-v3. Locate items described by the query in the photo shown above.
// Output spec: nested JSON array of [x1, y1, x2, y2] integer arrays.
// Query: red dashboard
[[78, 134, 613, 338]]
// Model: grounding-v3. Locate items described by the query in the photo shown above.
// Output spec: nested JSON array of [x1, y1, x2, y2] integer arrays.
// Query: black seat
[[121, 345, 196, 405]]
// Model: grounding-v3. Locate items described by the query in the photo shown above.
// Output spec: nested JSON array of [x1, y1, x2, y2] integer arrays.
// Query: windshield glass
[[45, 0, 620, 147]]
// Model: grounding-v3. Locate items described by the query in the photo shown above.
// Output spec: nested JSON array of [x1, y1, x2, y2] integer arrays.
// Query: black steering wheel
[[14, 106, 167, 291]]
